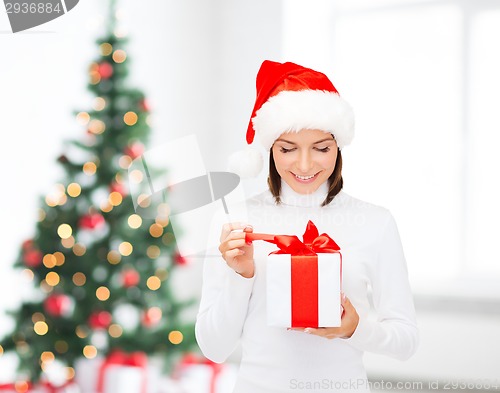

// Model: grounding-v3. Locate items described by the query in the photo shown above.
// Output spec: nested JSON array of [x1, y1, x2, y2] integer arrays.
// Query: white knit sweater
[[195, 181, 418, 393]]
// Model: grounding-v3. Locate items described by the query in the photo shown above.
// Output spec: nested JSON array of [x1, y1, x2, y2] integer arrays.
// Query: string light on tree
[[112, 49, 126, 63], [67, 182, 82, 197], [76, 112, 90, 125], [100, 42, 112, 56], [123, 111, 138, 126]]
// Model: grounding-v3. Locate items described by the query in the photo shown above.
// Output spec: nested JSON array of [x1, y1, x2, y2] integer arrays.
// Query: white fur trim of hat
[[252, 89, 355, 150]]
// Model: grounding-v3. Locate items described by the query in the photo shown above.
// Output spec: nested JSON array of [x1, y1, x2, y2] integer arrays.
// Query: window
[[283, 0, 500, 297]]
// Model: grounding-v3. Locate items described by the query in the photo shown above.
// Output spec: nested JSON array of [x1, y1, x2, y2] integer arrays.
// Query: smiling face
[[271, 129, 338, 195]]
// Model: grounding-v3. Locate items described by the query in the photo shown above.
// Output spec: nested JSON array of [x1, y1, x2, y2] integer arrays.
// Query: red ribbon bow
[[246, 220, 342, 328], [97, 349, 148, 393], [245, 220, 340, 255]]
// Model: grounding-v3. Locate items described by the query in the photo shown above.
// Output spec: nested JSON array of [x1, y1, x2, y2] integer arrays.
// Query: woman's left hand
[[290, 294, 359, 339]]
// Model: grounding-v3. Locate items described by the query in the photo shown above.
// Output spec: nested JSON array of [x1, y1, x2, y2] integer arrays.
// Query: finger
[[287, 327, 306, 332], [227, 237, 248, 248], [220, 222, 249, 242], [305, 327, 341, 340], [342, 297, 354, 311], [223, 248, 245, 262]]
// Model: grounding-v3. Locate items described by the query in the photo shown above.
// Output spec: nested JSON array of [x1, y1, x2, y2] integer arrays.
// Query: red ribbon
[[176, 353, 223, 393], [96, 349, 148, 393], [40, 381, 75, 393], [246, 220, 342, 328], [0, 380, 74, 393], [0, 382, 34, 392]]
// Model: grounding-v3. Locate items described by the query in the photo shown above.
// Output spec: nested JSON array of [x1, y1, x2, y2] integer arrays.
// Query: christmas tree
[[0, 0, 196, 383]]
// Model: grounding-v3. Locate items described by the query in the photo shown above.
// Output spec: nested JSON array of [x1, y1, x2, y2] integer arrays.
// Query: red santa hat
[[228, 60, 355, 178]]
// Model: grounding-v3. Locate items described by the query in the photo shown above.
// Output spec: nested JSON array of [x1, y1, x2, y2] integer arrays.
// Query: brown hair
[[267, 148, 343, 207]]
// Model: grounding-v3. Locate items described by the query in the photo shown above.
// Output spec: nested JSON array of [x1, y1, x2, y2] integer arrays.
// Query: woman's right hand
[[218, 222, 254, 278]]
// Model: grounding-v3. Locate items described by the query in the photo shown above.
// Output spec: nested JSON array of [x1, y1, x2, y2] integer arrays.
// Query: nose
[[296, 150, 314, 173]]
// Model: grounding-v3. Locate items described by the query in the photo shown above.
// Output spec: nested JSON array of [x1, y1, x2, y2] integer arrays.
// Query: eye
[[315, 147, 330, 153], [280, 147, 296, 153]]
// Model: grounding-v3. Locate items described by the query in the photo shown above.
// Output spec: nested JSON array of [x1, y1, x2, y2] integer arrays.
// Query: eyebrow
[[275, 137, 334, 145]]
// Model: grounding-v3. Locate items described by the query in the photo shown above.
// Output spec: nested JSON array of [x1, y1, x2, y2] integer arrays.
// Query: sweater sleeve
[[194, 200, 259, 367], [344, 212, 419, 360]]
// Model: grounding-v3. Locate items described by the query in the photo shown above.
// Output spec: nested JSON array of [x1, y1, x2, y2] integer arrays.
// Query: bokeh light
[[73, 243, 86, 256], [146, 276, 161, 291], [100, 42, 113, 56], [67, 183, 81, 197], [168, 330, 183, 345], [96, 286, 110, 301], [123, 111, 138, 126], [57, 224, 72, 239], [112, 49, 127, 63], [43, 254, 57, 268], [83, 162, 97, 176], [107, 250, 121, 265], [108, 324, 123, 338], [72, 272, 86, 286], [83, 345, 97, 359], [118, 242, 133, 256], [146, 245, 160, 259], [45, 272, 60, 287], [149, 223, 163, 238], [34, 321, 49, 335], [109, 191, 123, 206], [76, 112, 90, 125], [128, 214, 142, 229]]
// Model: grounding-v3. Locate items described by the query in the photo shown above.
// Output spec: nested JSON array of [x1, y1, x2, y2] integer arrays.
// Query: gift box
[[171, 353, 237, 393], [247, 220, 342, 328], [75, 350, 156, 393]]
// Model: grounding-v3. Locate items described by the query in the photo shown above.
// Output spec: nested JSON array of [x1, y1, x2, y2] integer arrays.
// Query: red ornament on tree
[[23, 249, 43, 267], [110, 181, 127, 196], [123, 143, 145, 160], [22, 239, 34, 250], [139, 98, 150, 112], [142, 307, 162, 328], [79, 212, 105, 230], [98, 62, 114, 79], [121, 269, 140, 288], [174, 251, 189, 266], [88, 310, 113, 330], [44, 294, 74, 318]]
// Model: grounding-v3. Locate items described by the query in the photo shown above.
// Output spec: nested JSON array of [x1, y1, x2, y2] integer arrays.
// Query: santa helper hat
[[228, 60, 355, 178]]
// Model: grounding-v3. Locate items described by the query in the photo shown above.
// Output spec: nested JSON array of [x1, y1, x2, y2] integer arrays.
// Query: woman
[[195, 60, 418, 393]]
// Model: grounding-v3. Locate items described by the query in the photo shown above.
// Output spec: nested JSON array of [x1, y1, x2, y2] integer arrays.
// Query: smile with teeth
[[293, 172, 319, 180]]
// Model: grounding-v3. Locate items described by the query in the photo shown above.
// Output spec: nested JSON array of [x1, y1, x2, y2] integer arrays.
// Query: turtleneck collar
[[279, 179, 330, 208]]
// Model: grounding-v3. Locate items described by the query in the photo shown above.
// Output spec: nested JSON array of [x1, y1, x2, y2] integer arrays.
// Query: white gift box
[[176, 363, 238, 393], [74, 356, 159, 393], [101, 366, 145, 393], [267, 253, 342, 328]]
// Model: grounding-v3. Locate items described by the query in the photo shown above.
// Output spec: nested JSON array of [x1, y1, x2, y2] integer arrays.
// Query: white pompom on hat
[[228, 60, 355, 178]]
